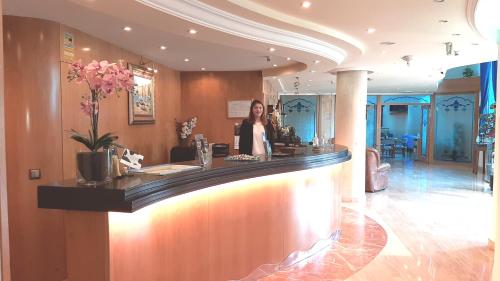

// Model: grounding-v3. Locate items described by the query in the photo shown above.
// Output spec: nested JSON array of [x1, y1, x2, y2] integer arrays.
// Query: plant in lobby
[[175, 117, 197, 146], [67, 59, 134, 184]]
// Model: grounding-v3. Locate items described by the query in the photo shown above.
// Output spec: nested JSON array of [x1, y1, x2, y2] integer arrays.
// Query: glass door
[[417, 105, 430, 161], [366, 105, 376, 148]]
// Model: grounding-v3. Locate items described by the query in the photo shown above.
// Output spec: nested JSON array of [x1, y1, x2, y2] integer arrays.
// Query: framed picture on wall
[[227, 100, 252, 118], [128, 64, 155, 124]]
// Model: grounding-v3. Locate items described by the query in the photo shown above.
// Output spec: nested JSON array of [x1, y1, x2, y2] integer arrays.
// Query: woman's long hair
[[248, 99, 267, 125]]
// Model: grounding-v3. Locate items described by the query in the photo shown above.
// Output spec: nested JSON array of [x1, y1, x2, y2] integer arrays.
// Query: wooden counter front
[[41, 148, 350, 281]]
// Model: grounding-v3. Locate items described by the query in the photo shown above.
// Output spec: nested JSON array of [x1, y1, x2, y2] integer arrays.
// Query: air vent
[[380, 41, 396, 46]]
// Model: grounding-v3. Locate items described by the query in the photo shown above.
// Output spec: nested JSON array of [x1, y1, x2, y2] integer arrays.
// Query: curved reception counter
[[38, 145, 350, 281]]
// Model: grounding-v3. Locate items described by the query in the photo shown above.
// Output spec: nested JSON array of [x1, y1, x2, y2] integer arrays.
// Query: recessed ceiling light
[[439, 19, 448, 23], [201, 67, 206, 71], [286, 57, 291, 61], [308, 79, 312, 82], [380, 41, 396, 45], [147, 67, 153, 71], [472, 43, 479, 46], [123, 26, 132, 31], [314, 60, 320, 64], [434, 0, 445, 2], [452, 33, 461, 36], [268, 47, 276, 52], [184, 58, 190, 62], [160, 45, 167, 50], [301, 1, 312, 8], [82, 47, 91, 52], [367, 28, 376, 34], [153, 69, 158, 73], [310, 70, 316, 73], [272, 76, 277, 79], [272, 64, 278, 67], [188, 29, 197, 34]]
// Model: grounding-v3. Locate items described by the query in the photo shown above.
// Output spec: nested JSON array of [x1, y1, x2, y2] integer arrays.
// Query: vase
[[179, 138, 190, 147], [76, 150, 112, 185]]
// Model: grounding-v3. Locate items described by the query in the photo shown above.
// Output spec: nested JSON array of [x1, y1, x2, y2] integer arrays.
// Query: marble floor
[[260, 159, 494, 281]]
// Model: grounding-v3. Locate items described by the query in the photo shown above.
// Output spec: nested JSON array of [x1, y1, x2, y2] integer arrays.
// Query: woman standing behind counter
[[239, 100, 274, 155]]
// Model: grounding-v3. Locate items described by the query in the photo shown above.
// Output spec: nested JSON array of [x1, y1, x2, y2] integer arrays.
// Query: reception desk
[[38, 146, 350, 281]]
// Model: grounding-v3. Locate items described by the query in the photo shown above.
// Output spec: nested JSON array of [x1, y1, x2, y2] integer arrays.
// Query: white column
[[492, 44, 500, 281], [335, 70, 367, 202]]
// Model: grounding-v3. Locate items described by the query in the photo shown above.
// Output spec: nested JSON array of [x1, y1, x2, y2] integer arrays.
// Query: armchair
[[365, 148, 391, 192]]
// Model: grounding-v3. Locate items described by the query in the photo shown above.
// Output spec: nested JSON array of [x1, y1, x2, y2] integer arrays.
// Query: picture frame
[[227, 100, 251, 118], [128, 63, 155, 124]]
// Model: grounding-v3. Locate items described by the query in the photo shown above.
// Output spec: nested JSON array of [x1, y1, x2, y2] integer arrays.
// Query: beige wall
[[0, 2, 11, 281], [3, 16, 182, 281], [180, 71, 263, 148]]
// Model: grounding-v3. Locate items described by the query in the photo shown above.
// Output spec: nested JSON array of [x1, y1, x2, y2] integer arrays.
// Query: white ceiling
[[3, 0, 499, 94]]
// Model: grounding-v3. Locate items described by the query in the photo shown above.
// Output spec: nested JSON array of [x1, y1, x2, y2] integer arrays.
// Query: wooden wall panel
[[3, 16, 66, 281], [0, 2, 11, 280], [180, 71, 263, 148], [60, 26, 181, 179]]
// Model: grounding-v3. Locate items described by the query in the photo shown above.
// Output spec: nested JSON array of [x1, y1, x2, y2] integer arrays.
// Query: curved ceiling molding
[[136, 0, 347, 64], [469, 0, 500, 43], [227, 0, 365, 54], [262, 62, 307, 77]]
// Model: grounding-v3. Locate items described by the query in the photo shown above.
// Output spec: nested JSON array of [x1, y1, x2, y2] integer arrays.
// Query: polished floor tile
[[258, 159, 494, 281]]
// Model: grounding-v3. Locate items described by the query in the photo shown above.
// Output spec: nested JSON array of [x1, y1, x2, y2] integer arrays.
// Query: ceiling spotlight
[[123, 26, 132, 31], [160, 45, 167, 50], [188, 29, 197, 34], [201, 67, 206, 71], [434, 0, 445, 2], [184, 58, 190, 62], [268, 47, 276, 52], [82, 47, 91, 52], [301, 1, 312, 8], [272, 76, 277, 79], [147, 67, 153, 71], [314, 60, 320, 64], [380, 41, 396, 45], [367, 27, 376, 34], [438, 19, 448, 23], [472, 43, 479, 46], [272, 64, 278, 67], [308, 79, 312, 82], [286, 57, 291, 61], [310, 70, 316, 73], [153, 69, 158, 73], [452, 33, 461, 36]]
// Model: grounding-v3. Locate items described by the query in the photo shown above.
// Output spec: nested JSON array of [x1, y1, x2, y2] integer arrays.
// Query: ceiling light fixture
[[308, 79, 312, 82], [147, 67, 153, 71], [294, 77, 300, 94], [184, 58, 190, 62], [310, 70, 316, 73], [153, 69, 159, 73], [188, 29, 197, 34], [314, 60, 320, 64], [273, 64, 278, 67], [472, 43, 479, 46], [268, 47, 276, 52], [301, 1, 312, 8], [434, 0, 445, 2], [438, 19, 448, 23], [401, 55, 412, 67], [201, 67, 206, 71], [452, 33, 461, 36], [380, 41, 396, 45], [367, 28, 376, 34], [123, 26, 132, 31], [445, 42, 453, 55], [286, 57, 291, 61], [160, 45, 167, 50], [82, 47, 91, 52]]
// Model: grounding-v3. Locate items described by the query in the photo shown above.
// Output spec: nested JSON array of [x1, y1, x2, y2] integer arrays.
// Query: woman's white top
[[252, 122, 266, 155]]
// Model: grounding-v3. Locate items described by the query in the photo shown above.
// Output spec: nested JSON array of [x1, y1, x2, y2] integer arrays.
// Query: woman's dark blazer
[[238, 119, 274, 155]]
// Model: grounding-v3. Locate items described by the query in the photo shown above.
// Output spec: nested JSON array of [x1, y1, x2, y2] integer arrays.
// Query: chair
[[365, 148, 391, 192]]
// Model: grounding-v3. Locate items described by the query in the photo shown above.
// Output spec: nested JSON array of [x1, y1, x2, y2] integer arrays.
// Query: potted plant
[[175, 117, 197, 147], [67, 59, 134, 185]]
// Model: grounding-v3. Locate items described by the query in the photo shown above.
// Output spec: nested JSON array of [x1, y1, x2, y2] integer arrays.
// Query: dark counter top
[[38, 145, 350, 213]]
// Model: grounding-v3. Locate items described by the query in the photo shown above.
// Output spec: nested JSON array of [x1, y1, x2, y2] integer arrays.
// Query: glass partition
[[382, 95, 431, 104], [434, 94, 475, 162], [281, 95, 317, 143], [366, 96, 377, 148]]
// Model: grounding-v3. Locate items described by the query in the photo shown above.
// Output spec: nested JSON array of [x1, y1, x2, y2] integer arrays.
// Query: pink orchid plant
[[67, 59, 134, 152]]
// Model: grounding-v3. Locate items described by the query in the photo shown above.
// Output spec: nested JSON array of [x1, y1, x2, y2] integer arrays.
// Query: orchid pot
[[76, 150, 112, 185]]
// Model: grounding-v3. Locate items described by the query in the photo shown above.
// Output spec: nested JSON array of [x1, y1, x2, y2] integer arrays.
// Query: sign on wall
[[227, 100, 251, 118]]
